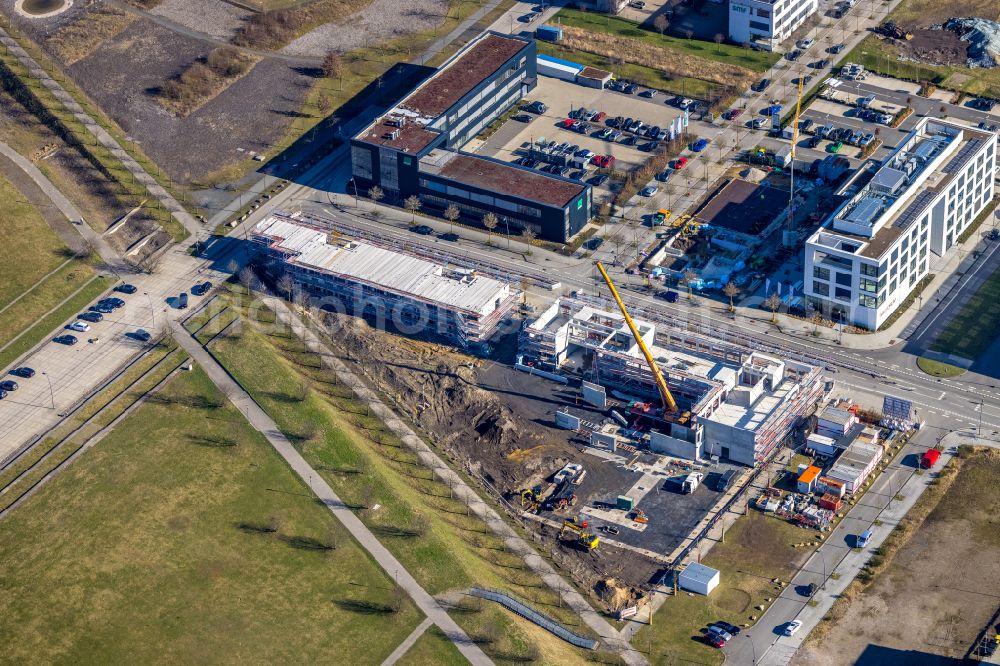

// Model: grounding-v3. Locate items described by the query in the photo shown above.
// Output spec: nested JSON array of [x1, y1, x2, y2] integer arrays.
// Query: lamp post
[[41, 371, 55, 410], [144, 291, 156, 330]]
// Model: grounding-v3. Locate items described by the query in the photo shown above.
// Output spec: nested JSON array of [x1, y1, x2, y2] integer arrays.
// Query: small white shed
[[678, 562, 720, 596]]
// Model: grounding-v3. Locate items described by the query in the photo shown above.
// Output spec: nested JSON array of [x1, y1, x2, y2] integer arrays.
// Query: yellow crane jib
[[595, 261, 679, 414]]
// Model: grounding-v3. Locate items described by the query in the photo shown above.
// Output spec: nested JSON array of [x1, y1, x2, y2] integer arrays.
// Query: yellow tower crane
[[595, 261, 678, 414], [784, 76, 805, 245]]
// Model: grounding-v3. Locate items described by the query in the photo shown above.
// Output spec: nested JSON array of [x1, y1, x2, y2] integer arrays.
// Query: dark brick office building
[[350, 32, 592, 243]]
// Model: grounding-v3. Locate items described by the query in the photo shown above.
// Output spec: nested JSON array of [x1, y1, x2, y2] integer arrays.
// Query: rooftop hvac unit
[[387, 129, 401, 140]]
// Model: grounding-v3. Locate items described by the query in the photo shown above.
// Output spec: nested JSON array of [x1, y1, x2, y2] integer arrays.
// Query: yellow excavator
[[596, 262, 680, 417], [560, 517, 600, 550]]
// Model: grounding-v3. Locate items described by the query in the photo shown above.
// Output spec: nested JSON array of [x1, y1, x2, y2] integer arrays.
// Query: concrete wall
[[701, 420, 757, 466], [650, 430, 701, 461]]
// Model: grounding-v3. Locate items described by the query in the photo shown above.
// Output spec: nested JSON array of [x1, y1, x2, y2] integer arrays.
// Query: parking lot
[[475, 76, 705, 196]]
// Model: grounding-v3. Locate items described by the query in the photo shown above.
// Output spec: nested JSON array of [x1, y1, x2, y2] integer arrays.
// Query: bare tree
[[764, 292, 782, 323], [277, 273, 294, 300], [684, 28, 694, 40], [714, 33, 724, 54], [403, 195, 421, 224], [322, 51, 344, 89], [227, 258, 239, 275], [723, 281, 740, 312], [368, 185, 384, 212], [811, 310, 824, 333], [317, 92, 332, 116], [520, 227, 537, 245], [653, 14, 668, 35], [238, 266, 255, 295], [683, 269, 698, 299], [482, 211, 498, 242], [443, 203, 460, 234]]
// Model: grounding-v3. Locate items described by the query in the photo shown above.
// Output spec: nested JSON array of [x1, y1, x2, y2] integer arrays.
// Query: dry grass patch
[[158, 47, 260, 117], [558, 25, 757, 91], [232, 0, 375, 50], [48, 6, 137, 66]]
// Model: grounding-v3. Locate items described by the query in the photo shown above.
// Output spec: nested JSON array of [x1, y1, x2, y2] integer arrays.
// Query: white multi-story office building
[[728, 0, 818, 50], [804, 119, 997, 330]]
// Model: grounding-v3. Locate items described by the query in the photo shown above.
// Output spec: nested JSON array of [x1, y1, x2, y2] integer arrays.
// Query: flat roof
[[799, 466, 821, 483], [253, 216, 510, 314], [399, 34, 527, 119], [679, 562, 719, 584], [828, 440, 882, 484], [694, 179, 789, 236], [357, 118, 440, 155], [430, 153, 587, 208]]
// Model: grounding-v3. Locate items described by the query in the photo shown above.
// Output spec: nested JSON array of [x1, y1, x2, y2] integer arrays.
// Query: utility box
[[616, 495, 635, 511]]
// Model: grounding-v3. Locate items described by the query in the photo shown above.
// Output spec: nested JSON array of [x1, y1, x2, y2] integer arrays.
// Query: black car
[[513, 113, 532, 123], [590, 174, 610, 186], [410, 225, 434, 235], [811, 58, 830, 69], [829, 43, 845, 54], [0, 389, 6, 400], [100, 297, 125, 308], [621, 135, 636, 146], [786, 49, 802, 61], [752, 78, 771, 92], [79, 311, 103, 323], [0, 380, 18, 392], [133, 329, 152, 342], [12, 367, 35, 379], [710, 621, 742, 636], [439, 232, 460, 242], [525, 100, 547, 114], [114, 283, 137, 294], [91, 303, 115, 314], [807, 135, 821, 148], [191, 281, 213, 296], [54, 334, 78, 345], [799, 118, 814, 131], [178, 292, 189, 309]]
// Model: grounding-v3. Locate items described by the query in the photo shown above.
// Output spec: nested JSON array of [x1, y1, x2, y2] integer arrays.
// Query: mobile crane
[[595, 261, 679, 415]]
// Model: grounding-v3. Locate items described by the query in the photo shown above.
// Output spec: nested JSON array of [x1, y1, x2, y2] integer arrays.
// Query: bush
[[207, 47, 250, 77]]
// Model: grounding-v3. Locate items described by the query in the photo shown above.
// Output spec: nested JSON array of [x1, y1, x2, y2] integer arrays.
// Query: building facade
[[804, 119, 997, 330], [252, 215, 518, 349], [728, 0, 818, 50], [350, 31, 592, 243]]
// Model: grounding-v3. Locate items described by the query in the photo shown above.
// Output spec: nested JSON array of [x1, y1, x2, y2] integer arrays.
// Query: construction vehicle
[[595, 262, 679, 417], [652, 209, 672, 226], [560, 517, 600, 550], [878, 21, 912, 40], [630, 509, 649, 524], [547, 480, 578, 511]]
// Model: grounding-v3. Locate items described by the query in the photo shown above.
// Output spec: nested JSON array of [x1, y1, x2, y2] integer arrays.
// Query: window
[[749, 19, 770, 31], [756, 8, 771, 16], [813, 281, 830, 296], [835, 272, 852, 286], [834, 287, 852, 301], [858, 294, 877, 308], [859, 278, 877, 293], [860, 263, 878, 277], [813, 266, 830, 280]]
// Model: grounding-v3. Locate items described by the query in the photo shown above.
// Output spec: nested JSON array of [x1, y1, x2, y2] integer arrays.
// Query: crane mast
[[595, 262, 679, 414]]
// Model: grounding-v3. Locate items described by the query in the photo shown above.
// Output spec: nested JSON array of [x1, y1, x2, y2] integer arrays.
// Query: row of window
[[419, 178, 542, 217]]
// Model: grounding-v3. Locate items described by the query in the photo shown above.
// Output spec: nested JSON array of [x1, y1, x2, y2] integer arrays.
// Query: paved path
[[0, 27, 200, 239], [170, 320, 493, 666], [263, 295, 648, 665], [0, 141, 123, 269], [380, 617, 434, 666]]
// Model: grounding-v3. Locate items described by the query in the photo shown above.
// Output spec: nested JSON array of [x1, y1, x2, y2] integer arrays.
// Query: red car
[[705, 633, 726, 648], [592, 111, 607, 122], [725, 108, 743, 120], [672, 157, 688, 169], [591, 154, 616, 168], [561, 118, 575, 128]]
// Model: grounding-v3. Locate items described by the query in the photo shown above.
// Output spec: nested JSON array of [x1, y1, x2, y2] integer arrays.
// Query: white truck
[[681, 472, 705, 494]]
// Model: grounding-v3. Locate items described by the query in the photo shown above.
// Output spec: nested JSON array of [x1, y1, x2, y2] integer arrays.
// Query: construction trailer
[[677, 562, 720, 596], [519, 296, 827, 466], [252, 215, 518, 350]]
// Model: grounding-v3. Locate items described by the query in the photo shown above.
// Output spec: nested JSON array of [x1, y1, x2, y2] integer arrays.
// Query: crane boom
[[595, 262, 678, 414]]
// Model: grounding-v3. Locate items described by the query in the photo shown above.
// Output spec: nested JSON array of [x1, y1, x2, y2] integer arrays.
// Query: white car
[[68, 321, 91, 333], [797, 38, 815, 49], [640, 186, 658, 197], [783, 620, 803, 636]]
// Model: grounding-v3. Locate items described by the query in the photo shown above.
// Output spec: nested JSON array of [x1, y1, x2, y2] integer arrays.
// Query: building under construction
[[520, 298, 826, 465], [252, 215, 517, 349]]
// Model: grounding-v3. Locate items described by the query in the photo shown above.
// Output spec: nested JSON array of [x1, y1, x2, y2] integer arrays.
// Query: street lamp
[[41, 371, 55, 410]]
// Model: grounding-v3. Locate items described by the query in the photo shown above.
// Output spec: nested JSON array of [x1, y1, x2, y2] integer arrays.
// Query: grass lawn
[[929, 266, 1000, 361], [536, 42, 718, 101], [0, 367, 423, 664], [635, 511, 812, 665], [397, 625, 468, 666], [553, 8, 780, 72], [0, 274, 111, 370], [206, 294, 599, 664], [916, 356, 966, 378]]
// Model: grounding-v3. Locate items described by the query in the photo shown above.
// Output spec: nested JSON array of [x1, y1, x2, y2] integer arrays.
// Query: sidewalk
[[170, 321, 493, 666]]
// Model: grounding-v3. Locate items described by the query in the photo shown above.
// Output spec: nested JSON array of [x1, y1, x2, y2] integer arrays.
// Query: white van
[[856, 529, 873, 548]]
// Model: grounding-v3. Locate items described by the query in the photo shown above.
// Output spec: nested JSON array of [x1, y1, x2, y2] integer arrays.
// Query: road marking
[[938, 391, 946, 400]]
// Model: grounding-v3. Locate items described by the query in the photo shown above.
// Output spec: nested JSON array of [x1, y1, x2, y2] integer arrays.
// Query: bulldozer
[[878, 21, 912, 40], [560, 517, 600, 551], [630, 509, 649, 524]]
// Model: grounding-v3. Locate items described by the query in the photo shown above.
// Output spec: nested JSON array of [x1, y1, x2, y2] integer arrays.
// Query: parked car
[[101, 297, 125, 308], [79, 311, 103, 323], [710, 621, 742, 637], [856, 528, 873, 548], [786, 49, 802, 61], [0, 380, 18, 392], [725, 108, 743, 120], [629, 0, 646, 7], [525, 100, 547, 114], [707, 627, 733, 642], [624, 83, 638, 94], [640, 89, 658, 98], [783, 620, 803, 637], [799, 118, 813, 131], [12, 367, 35, 379], [794, 75, 813, 86], [517, 11, 539, 22], [828, 141, 843, 153], [691, 138, 708, 152], [797, 38, 815, 49], [133, 329, 152, 342], [620, 135, 636, 146], [672, 157, 689, 169], [178, 292, 189, 309], [639, 186, 658, 197], [513, 113, 532, 123], [191, 281, 213, 296], [829, 42, 845, 54], [114, 283, 137, 294], [0, 389, 6, 400], [68, 321, 91, 333], [751, 117, 767, 129], [600, 525, 620, 535], [54, 334, 78, 345], [661, 290, 679, 303], [752, 78, 771, 92], [589, 173, 610, 186], [704, 632, 726, 648], [91, 303, 115, 314], [807, 135, 822, 148]]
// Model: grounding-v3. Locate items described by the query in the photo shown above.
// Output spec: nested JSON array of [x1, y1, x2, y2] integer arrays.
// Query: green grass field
[[0, 367, 425, 664], [396, 626, 468, 666], [635, 512, 811, 665], [916, 356, 966, 377], [205, 292, 601, 663], [930, 266, 1000, 361], [553, 9, 780, 72]]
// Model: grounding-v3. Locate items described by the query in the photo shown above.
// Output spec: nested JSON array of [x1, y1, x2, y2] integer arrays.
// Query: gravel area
[[150, 0, 252, 42], [280, 0, 450, 57], [69, 18, 315, 185]]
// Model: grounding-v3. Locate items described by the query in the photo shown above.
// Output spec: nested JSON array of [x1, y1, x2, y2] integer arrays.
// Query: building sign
[[883, 395, 912, 421], [577, 197, 584, 210]]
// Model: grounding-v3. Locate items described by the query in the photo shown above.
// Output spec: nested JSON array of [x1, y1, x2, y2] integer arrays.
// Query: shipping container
[[535, 25, 563, 42]]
